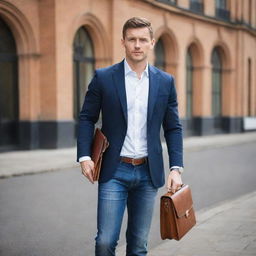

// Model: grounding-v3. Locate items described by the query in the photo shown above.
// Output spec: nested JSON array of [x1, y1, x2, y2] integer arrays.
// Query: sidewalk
[[0, 132, 256, 178], [147, 190, 256, 256]]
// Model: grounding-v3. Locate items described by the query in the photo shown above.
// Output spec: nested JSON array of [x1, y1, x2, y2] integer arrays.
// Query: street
[[0, 141, 256, 256]]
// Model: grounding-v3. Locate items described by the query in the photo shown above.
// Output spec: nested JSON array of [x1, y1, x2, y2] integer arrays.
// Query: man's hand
[[80, 160, 95, 184], [167, 170, 182, 193]]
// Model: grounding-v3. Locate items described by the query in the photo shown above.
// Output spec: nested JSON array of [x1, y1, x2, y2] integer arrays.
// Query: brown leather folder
[[91, 128, 109, 181], [160, 184, 196, 240]]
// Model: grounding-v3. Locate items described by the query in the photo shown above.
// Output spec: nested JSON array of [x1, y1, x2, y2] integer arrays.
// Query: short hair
[[122, 17, 154, 39]]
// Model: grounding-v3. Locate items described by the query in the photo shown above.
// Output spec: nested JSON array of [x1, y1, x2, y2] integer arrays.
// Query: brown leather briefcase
[[160, 184, 196, 240], [91, 128, 109, 181]]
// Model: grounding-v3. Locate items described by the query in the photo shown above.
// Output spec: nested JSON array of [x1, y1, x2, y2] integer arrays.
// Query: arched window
[[0, 17, 18, 147], [73, 27, 95, 122], [211, 48, 222, 117], [186, 49, 193, 118], [154, 39, 165, 71]]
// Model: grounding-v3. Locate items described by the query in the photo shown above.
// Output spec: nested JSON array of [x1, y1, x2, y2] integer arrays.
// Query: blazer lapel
[[147, 65, 160, 124], [112, 60, 128, 124]]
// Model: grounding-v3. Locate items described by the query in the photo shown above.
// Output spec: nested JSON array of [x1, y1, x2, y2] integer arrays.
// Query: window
[[0, 18, 19, 146], [186, 49, 193, 118], [249, 0, 252, 26], [154, 39, 166, 71], [216, 0, 226, 9], [156, 0, 177, 6], [215, 0, 230, 21], [190, 0, 204, 14], [166, 0, 177, 4], [211, 48, 222, 117], [73, 27, 95, 121]]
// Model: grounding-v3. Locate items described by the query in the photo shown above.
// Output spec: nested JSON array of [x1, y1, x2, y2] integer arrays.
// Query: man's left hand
[[167, 170, 183, 193]]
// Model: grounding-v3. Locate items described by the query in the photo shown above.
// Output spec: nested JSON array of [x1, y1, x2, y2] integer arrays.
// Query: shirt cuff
[[170, 166, 184, 173], [79, 156, 91, 162]]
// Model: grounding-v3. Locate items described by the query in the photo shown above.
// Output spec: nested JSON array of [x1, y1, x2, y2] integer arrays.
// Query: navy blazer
[[77, 60, 183, 188]]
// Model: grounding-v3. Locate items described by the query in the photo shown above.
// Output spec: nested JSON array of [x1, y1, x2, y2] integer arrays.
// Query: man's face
[[121, 27, 155, 63]]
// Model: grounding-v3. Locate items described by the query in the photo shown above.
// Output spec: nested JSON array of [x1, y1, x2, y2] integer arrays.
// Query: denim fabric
[[95, 161, 158, 256]]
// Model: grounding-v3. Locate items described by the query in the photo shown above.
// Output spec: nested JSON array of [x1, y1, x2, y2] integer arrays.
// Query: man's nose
[[135, 40, 140, 48]]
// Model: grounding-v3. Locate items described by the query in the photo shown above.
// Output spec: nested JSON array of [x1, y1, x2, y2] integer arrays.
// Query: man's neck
[[125, 58, 147, 79]]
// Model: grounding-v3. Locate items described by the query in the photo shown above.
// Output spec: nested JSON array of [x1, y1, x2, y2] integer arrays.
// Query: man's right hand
[[80, 160, 95, 184]]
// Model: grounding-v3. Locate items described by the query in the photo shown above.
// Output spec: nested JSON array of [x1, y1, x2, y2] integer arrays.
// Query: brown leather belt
[[120, 157, 148, 166]]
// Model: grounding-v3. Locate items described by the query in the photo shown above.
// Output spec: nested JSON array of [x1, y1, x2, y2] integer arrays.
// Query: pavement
[[1, 132, 256, 256], [147, 191, 256, 256]]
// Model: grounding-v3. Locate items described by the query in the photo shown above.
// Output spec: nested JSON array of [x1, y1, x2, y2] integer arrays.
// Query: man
[[77, 17, 183, 256]]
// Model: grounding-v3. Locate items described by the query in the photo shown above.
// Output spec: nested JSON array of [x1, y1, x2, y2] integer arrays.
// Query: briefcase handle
[[167, 183, 185, 195]]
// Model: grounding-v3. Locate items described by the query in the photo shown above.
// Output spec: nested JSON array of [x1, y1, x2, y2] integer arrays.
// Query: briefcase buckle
[[185, 210, 189, 218]]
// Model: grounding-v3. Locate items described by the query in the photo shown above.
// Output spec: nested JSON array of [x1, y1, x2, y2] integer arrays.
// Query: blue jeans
[[95, 161, 158, 256]]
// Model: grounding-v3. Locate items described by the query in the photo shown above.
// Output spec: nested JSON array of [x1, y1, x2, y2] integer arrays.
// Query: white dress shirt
[[120, 59, 149, 158]]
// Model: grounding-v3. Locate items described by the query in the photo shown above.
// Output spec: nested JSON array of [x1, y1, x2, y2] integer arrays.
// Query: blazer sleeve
[[77, 71, 101, 162], [162, 76, 183, 168]]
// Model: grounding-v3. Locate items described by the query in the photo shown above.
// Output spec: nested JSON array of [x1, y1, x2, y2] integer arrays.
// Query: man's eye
[[140, 39, 147, 42]]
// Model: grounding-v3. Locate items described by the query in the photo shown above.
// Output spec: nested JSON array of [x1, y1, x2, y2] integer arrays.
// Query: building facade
[[0, 0, 256, 150]]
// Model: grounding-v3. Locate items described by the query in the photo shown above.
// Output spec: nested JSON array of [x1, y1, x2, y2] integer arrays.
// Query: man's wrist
[[170, 166, 184, 174], [79, 156, 91, 162]]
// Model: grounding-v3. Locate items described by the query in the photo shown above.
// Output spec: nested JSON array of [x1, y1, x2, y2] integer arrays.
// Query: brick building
[[0, 0, 256, 150]]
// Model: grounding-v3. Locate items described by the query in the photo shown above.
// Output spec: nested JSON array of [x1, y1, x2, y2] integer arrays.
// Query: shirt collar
[[124, 58, 149, 77]]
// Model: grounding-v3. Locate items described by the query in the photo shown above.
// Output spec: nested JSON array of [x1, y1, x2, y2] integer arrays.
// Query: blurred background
[[0, 0, 256, 151], [0, 0, 256, 255]]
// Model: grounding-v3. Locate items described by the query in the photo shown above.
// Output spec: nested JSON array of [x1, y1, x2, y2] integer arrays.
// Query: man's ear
[[121, 38, 125, 47], [150, 38, 155, 50]]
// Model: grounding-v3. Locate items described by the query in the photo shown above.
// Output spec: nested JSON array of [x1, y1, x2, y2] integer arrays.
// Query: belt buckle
[[131, 158, 136, 166]]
